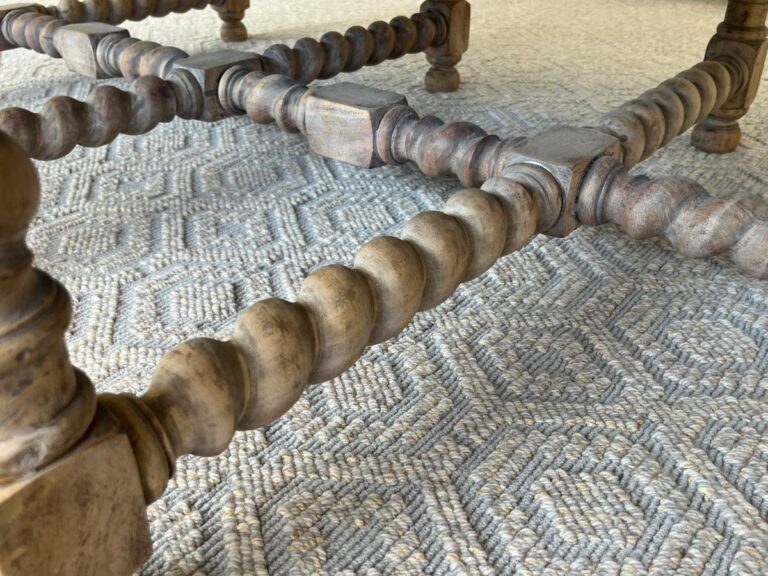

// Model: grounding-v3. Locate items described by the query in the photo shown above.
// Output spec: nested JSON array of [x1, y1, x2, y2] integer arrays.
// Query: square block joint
[[174, 50, 263, 121], [57, 23, 129, 78], [500, 125, 622, 236], [0, 407, 151, 576], [304, 82, 408, 168]]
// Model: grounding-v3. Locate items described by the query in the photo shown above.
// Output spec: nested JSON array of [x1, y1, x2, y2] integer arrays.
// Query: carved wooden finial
[[0, 131, 97, 479]]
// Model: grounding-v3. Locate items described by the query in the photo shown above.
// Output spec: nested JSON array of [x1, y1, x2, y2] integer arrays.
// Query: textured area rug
[[2, 0, 768, 574]]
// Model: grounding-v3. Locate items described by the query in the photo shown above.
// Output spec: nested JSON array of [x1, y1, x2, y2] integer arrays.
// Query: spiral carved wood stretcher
[[0, 0, 765, 574]]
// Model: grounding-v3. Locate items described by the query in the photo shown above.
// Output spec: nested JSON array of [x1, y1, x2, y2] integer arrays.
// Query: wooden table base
[[0, 1, 765, 574]]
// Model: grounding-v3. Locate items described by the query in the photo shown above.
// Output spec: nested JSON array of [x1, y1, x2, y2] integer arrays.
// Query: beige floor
[[1, 0, 768, 574]]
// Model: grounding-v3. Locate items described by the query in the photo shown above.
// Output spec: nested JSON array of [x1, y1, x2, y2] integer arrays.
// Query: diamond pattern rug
[[1, 0, 767, 573]]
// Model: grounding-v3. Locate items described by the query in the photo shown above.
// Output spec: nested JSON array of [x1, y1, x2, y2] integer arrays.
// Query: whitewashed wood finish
[[0, 0, 767, 574]]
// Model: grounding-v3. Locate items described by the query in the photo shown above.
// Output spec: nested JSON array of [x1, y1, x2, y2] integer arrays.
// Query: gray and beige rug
[[1, 0, 767, 573]]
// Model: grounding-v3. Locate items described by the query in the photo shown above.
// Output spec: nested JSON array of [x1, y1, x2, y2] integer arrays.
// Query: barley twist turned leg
[[0, 131, 151, 575], [212, 0, 249, 42], [420, 0, 470, 92], [691, 0, 768, 153]]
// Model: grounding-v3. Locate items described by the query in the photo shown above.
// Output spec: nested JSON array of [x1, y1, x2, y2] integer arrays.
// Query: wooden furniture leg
[[211, 0, 249, 42], [0, 132, 151, 575], [691, 0, 768, 152], [420, 0, 470, 92]]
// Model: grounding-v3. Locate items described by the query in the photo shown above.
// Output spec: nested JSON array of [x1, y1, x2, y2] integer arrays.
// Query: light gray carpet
[[2, 0, 768, 574]]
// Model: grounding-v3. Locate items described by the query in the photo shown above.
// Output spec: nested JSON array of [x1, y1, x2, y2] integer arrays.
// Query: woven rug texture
[[1, 0, 768, 574]]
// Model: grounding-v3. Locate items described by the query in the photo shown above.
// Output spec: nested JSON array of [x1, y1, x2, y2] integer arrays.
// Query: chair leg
[[0, 130, 152, 576], [691, 0, 768, 153], [420, 0, 470, 92], [213, 0, 250, 42]]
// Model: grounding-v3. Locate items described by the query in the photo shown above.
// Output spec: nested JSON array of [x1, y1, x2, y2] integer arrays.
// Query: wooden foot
[[691, 0, 768, 153], [213, 0, 249, 42], [421, 0, 470, 92], [691, 116, 742, 153], [425, 65, 460, 92]]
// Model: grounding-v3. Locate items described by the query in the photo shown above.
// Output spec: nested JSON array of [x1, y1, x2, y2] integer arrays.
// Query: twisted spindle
[[0, 74, 201, 160], [222, 69, 518, 188], [51, 0, 210, 25], [598, 59, 739, 166], [2, 8, 446, 85], [259, 12, 445, 84], [578, 156, 768, 278], [102, 176, 561, 503], [96, 34, 189, 79], [0, 9, 66, 57], [379, 108, 522, 188], [1, 10, 189, 77]]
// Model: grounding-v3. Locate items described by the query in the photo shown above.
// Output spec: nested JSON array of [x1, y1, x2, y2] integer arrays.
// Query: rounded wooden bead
[[319, 31, 350, 79], [619, 98, 665, 160], [410, 13, 437, 53], [263, 43, 299, 77], [128, 75, 178, 133], [693, 60, 732, 110], [39, 97, 85, 160], [293, 37, 325, 84], [388, 15, 417, 59], [676, 67, 717, 122], [481, 177, 537, 254], [444, 189, 507, 280], [354, 236, 425, 344], [368, 20, 395, 65], [233, 298, 316, 429], [659, 77, 701, 133], [143, 338, 246, 458], [81, 85, 126, 146], [343, 25, 374, 72], [299, 265, 376, 383], [642, 87, 685, 147], [401, 211, 470, 311]]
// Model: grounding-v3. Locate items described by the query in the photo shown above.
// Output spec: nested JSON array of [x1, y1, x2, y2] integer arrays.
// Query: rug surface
[[1, 0, 768, 574]]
